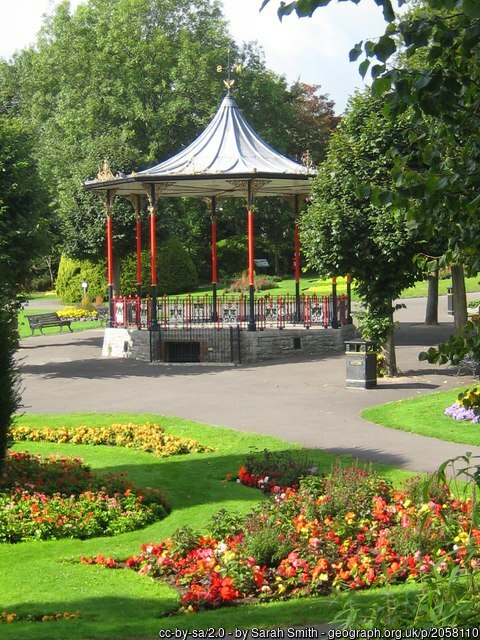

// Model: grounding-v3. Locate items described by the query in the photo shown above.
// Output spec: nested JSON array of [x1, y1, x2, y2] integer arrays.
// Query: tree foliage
[[119, 239, 198, 296], [300, 92, 422, 373], [0, 113, 46, 471], [262, 0, 480, 268], [0, 115, 50, 296], [0, 300, 20, 475], [286, 81, 339, 164]]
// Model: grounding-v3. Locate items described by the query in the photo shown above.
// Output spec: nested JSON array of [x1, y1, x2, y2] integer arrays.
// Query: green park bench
[[27, 312, 73, 336]]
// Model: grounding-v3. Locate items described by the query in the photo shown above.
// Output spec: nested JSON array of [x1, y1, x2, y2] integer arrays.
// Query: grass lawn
[[2, 412, 414, 640], [361, 387, 480, 447], [200, 275, 480, 300], [400, 276, 480, 299], [175, 276, 349, 299]]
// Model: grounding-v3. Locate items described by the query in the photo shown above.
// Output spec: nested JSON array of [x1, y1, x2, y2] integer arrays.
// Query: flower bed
[[0, 451, 169, 542], [444, 403, 480, 422], [444, 387, 480, 423], [82, 463, 479, 612], [56, 307, 98, 321], [1, 611, 81, 624], [11, 422, 212, 457], [237, 448, 317, 493]]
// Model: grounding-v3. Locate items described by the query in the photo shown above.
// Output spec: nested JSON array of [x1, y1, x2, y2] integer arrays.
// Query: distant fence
[[111, 293, 350, 331]]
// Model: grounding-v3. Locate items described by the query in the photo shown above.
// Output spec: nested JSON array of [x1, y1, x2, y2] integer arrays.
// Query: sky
[[0, 0, 388, 113]]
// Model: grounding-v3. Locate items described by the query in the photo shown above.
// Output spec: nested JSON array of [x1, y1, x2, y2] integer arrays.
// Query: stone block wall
[[102, 324, 358, 364], [239, 324, 358, 364]]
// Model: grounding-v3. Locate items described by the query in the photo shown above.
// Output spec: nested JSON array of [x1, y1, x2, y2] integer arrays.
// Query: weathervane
[[301, 150, 313, 170], [217, 49, 242, 92]]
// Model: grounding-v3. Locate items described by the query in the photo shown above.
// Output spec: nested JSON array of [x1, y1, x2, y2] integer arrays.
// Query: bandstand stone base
[[102, 324, 358, 364], [239, 324, 357, 364]]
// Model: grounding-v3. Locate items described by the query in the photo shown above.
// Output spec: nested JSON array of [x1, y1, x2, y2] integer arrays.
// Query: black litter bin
[[345, 340, 377, 389]]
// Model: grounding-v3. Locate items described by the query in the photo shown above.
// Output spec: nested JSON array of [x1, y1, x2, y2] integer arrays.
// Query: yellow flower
[[223, 550, 235, 563], [454, 531, 469, 544]]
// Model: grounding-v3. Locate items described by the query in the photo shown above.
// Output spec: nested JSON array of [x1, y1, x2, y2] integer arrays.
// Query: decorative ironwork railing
[[111, 294, 350, 330]]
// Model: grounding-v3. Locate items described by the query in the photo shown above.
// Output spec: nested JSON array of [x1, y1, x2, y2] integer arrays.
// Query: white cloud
[[221, 0, 387, 111]]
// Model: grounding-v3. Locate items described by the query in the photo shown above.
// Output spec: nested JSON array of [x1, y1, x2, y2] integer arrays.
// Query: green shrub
[[217, 236, 275, 280], [169, 525, 201, 556], [208, 509, 244, 540], [119, 249, 150, 297], [241, 517, 291, 567], [55, 256, 107, 304], [120, 239, 198, 296], [316, 462, 393, 520], [217, 237, 248, 279], [243, 448, 316, 489], [157, 238, 198, 295], [0, 300, 20, 475]]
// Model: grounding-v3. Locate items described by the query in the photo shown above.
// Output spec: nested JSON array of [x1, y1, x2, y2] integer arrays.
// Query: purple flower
[[444, 403, 480, 423]]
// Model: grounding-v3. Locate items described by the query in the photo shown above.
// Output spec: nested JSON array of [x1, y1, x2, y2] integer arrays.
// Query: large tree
[[0, 113, 48, 472], [285, 81, 339, 164], [300, 91, 422, 375], [0, 115, 50, 298]]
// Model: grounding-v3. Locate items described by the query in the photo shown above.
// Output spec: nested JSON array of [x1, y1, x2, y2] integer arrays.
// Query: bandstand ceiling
[[83, 93, 316, 198]]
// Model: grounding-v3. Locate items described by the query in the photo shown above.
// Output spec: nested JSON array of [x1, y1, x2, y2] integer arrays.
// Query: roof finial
[[301, 150, 313, 170], [217, 48, 242, 94]]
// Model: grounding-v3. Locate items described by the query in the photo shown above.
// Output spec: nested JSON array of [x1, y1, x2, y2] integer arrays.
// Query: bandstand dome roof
[[84, 93, 316, 198]]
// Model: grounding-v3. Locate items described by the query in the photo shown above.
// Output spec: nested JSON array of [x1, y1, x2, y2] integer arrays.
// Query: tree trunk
[[425, 268, 439, 325], [43, 256, 55, 290], [451, 264, 467, 332], [274, 250, 281, 277], [382, 308, 398, 376]]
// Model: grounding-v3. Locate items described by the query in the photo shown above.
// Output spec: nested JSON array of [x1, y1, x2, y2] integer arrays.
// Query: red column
[[106, 189, 114, 328], [294, 222, 300, 283], [211, 216, 217, 284], [107, 214, 113, 287], [150, 208, 157, 286], [136, 216, 142, 288], [211, 198, 218, 322], [148, 184, 158, 329], [294, 194, 301, 323], [247, 181, 256, 331], [248, 208, 255, 286]]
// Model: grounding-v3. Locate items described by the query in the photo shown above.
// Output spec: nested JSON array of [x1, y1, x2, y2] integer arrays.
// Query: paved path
[[17, 294, 480, 473]]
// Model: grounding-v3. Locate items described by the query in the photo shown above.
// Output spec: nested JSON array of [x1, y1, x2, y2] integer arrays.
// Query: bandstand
[[83, 91, 356, 364]]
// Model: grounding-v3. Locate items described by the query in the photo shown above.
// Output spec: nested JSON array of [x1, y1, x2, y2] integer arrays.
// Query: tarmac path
[[18, 294, 480, 473]]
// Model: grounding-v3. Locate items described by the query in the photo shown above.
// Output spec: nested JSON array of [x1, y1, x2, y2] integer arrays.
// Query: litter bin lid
[[345, 339, 377, 353]]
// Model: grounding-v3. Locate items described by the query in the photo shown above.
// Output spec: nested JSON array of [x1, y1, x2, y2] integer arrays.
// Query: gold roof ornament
[[96, 159, 115, 182], [301, 150, 313, 170], [217, 50, 242, 93]]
